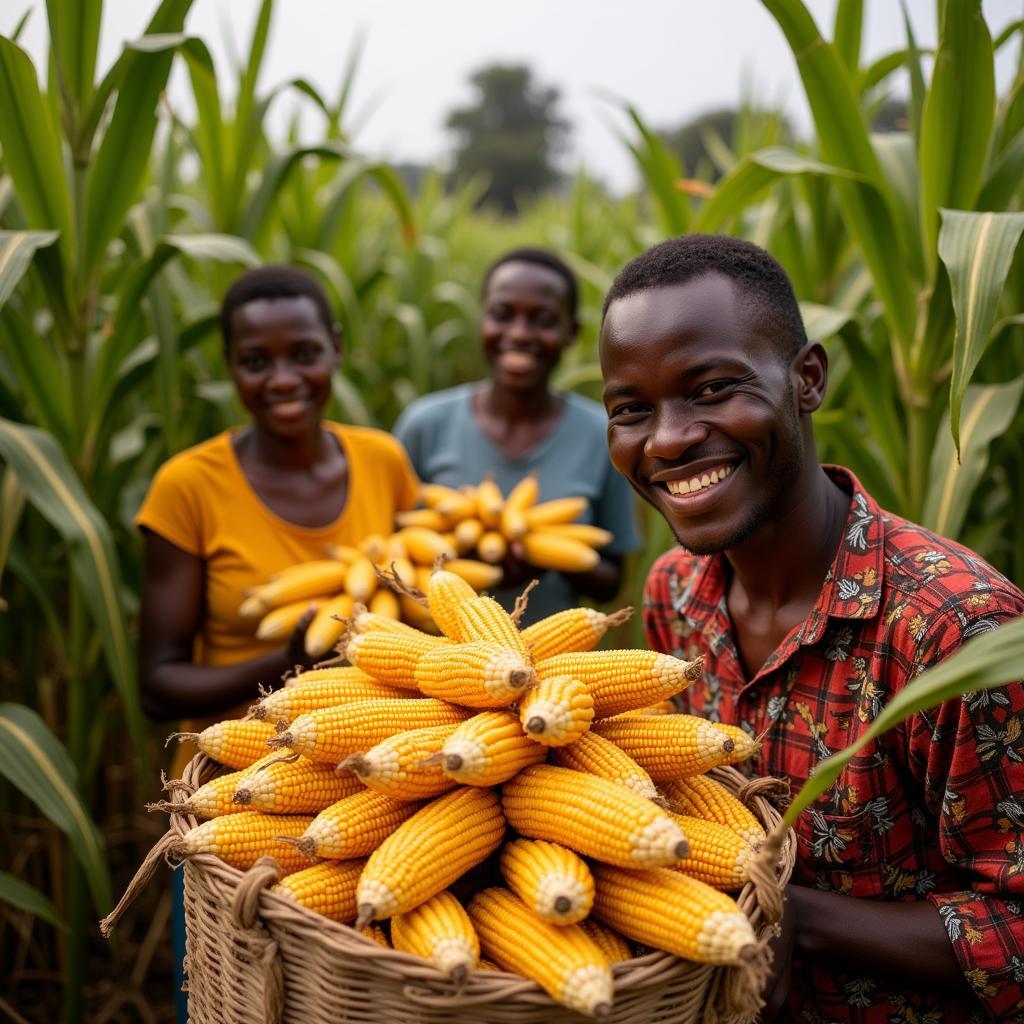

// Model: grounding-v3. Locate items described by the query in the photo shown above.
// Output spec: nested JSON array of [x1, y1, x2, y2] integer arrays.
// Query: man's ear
[[793, 340, 828, 413]]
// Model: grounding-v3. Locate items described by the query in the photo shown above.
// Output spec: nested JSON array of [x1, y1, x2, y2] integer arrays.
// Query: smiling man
[[599, 235, 1024, 1023]]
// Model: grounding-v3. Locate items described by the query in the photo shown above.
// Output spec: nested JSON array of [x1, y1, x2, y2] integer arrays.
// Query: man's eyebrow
[[602, 385, 638, 403]]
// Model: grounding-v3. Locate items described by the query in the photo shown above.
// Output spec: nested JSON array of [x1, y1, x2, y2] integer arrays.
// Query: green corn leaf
[[993, 18, 1024, 52], [239, 141, 347, 242], [330, 374, 374, 429], [858, 50, 913, 94], [782, 617, 1024, 829], [620, 103, 690, 236], [45, 0, 101, 119], [0, 869, 66, 930], [924, 377, 1024, 540], [918, 0, 995, 271], [0, 37, 74, 270], [760, 0, 915, 349], [295, 247, 364, 355], [82, 5, 197, 277], [977, 129, 1024, 211], [899, 0, 927, 149], [0, 420, 142, 775], [695, 147, 865, 234], [315, 159, 418, 251], [939, 208, 1024, 453], [0, 306, 74, 447], [0, 468, 25, 611], [0, 229, 59, 308], [799, 301, 856, 343], [872, 132, 923, 280], [833, 0, 863, 73], [0, 702, 110, 913]]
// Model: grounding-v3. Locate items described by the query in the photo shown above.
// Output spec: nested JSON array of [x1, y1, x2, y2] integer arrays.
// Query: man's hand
[[759, 885, 797, 1022]]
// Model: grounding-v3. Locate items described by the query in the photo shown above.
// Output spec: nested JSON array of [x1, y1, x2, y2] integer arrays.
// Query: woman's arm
[[138, 531, 317, 720]]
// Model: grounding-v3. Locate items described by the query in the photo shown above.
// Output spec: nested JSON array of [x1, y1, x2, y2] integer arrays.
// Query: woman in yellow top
[[136, 265, 418, 768]]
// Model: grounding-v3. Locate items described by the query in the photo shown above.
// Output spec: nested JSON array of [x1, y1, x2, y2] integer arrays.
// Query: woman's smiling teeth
[[665, 464, 733, 496]]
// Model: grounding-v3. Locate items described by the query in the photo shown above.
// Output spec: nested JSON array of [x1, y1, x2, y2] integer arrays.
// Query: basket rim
[[174, 750, 796, 1000]]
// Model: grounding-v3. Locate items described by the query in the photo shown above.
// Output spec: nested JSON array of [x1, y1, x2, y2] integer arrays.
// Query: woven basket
[[155, 753, 794, 1024]]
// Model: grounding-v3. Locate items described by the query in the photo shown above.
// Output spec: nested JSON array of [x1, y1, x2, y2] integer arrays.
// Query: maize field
[[1, 0, 1024, 1019]]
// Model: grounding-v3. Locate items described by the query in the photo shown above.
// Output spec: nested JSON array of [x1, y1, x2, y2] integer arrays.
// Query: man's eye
[[609, 402, 649, 421], [694, 380, 733, 399]]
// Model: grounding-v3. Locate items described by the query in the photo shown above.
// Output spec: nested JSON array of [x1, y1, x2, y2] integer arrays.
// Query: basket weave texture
[[172, 753, 794, 1024]]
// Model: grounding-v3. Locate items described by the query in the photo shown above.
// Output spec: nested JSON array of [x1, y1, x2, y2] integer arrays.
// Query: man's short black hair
[[482, 247, 579, 323], [602, 234, 807, 361], [220, 265, 335, 350]]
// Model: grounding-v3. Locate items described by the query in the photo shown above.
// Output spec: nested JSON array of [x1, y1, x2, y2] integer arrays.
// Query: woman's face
[[226, 295, 339, 440], [481, 261, 577, 394]]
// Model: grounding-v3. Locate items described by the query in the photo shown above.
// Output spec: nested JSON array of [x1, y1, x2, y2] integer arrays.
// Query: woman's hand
[[284, 605, 322, 670]]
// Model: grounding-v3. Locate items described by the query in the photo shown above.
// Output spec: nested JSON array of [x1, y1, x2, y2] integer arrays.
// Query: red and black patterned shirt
[[643, 467, 1024, 1024]]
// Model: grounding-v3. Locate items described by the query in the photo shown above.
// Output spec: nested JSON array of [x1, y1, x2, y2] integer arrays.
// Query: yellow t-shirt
[[136, 422, 419, 773]]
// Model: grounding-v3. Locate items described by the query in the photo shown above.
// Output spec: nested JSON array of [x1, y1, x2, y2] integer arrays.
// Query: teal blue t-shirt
[[393, 383, 642, 624]]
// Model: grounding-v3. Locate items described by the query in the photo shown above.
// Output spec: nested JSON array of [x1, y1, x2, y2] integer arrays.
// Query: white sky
[[13, 0, 1024, 193]]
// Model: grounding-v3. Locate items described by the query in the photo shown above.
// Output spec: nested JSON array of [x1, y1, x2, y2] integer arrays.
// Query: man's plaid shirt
[[643, 467, 1024, 1023]]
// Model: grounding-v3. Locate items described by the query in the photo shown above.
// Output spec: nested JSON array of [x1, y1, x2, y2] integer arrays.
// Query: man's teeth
[[665, 464, 733, 496]]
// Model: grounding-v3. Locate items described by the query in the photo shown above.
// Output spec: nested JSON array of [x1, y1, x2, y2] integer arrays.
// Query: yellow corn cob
[[500, 475, 538, 540], [304, 594, 355, 657], [518, 675, 594, 747], [349, 603, 446, 645], [476, 530, 508, 564], [425, 566, 478, 640], [327, 544, 360, 565], [381, 554, 415, 593], [415, 640, 535, 708], [358, 534, 389, 563], [397, 527, 456, 565], [440, 711, 547, 786], [239, 560, 349, 618], [367, 587, 401, 620], [231, 754, 365, 813], [341, 723, 461, 799], [255, 598, 320, 641], [420, 483, 476, 520], [537, 649, 704, 719], [414, 564, 434, 595], [475, 477, 505, 528], [476, 958, 501, 972], [177, 813, 313, 874], [468, 888, 612, 1018], [399, 594, 438, 633], [391, 890, 480, 981], [170, 720, 277, 770], [359, 922, 391, 947], [453, 517, 485, 554], [272, 698, 470, 764], [520, 533, 599, 573], [549, 731, 659, 801], [502, 765, 688, 869], [148, 768, 251, 819], [591, 864, 757, 966], [523, 496, 588, 528], [500, 839, 594, 925], [343, 555, 378, 603], [396, 508, 450, 531], [713, 723, 760, 765], [444, 558, 503, 590], [660, 775, 766, 846], [270, 858, 366, 924], [356, 787, 506, 924], [253, 671, 405, 724], [290, 790, 422, 860], [454, 595, 529, 657], [533, 523, 614, 549], [666, 813, 756, 890], [591, 716, 738, 781], [344, 630, 444, 690], [386, 533, 408, 562], [283, 665, 376, 689], [521, 607, 633, 661], [578, 919, 634, 963]]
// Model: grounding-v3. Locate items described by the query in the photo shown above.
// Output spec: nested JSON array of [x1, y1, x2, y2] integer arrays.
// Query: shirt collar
[[670, 465, 886, 651]]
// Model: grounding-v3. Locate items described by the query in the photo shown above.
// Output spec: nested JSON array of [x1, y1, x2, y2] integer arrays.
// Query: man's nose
[[643, 409, 708, 459]]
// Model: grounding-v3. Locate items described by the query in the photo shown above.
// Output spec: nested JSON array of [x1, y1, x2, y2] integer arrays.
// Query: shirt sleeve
[[906, 608, 1024, 1021], [133, 455, 206, 556]]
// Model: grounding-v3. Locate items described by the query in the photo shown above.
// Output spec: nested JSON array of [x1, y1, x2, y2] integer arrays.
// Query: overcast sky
[[13, 0, 1024, 192]]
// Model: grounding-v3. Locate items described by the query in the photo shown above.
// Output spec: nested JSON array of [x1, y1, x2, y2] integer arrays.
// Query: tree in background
[[445, 64, 569, 214]]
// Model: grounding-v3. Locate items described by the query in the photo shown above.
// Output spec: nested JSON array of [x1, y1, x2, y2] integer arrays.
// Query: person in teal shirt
[[394, 247, 641, 623]]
